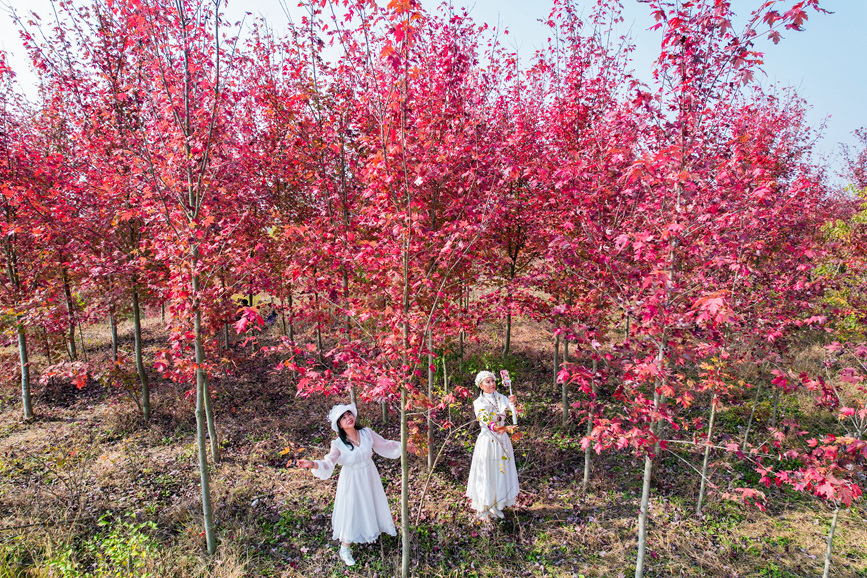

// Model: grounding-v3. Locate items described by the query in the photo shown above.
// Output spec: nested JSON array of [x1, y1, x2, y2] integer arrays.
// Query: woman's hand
[[508, 394, 517, 406], [492, 425, 508, 434], [296, 459, 317, 470]]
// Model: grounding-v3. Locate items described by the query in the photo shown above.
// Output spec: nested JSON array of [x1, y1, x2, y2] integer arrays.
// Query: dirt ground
[[0, 316, 865, 577]]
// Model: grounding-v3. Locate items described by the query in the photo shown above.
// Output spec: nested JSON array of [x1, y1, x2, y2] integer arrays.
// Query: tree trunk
[[742, 382, 762, 449], [553, 332, 560, 393], [62, 267, 77, 360], [502, 307, 512, 358], [428, 330, 434, 470], [770, 386, 781, 429], [286, 292, 294, 341], [635, 449, 654, 578], [220, 275, 230, 350], [77, 322, 88, 363], [17, 322, 33, 420], [132, 285, 151, 421], [561, 338, 570, 426], [696, 393, 717, 516], [635, 387, 661, 578], [400, 382, 410, 578], [42, 326, 53, 363], [193, 271, 216, 555], [195, 358, 216, 556], [204, 374, 220, 464], [443, 354, 451, 424], [822, 505, 840, 578], [458, 287, 466, 374], [110, 312, 119, 363], [582, 358, 597, 493], [316, 316, 324, 365]]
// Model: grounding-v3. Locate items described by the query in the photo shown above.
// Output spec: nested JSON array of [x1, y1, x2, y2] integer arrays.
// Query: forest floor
[[0, 314, 865, 578]]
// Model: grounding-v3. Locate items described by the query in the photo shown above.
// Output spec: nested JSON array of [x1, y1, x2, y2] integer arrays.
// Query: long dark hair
[[337, 417, 365, 451]]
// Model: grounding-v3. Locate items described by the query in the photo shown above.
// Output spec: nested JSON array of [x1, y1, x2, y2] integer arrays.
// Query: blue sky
[[447, 0, 863, 182], [2, 0, 862, 182]]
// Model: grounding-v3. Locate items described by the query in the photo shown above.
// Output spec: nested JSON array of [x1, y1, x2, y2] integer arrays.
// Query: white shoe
[[476, 510, 490, 520], [339, 545, 355, 566], [490, 507, 505, 519]]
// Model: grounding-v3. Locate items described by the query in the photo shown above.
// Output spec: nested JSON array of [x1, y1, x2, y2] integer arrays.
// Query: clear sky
[[1, 0, 863, 181], [440, 0, 864, 180]]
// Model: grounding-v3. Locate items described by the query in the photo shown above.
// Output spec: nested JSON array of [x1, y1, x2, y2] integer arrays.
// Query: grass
[[0, 315, 865, 577]]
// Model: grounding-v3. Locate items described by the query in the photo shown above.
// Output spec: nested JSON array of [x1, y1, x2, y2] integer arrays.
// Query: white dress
[[312, 428, 401, 543], [466, 391, 520, 512]]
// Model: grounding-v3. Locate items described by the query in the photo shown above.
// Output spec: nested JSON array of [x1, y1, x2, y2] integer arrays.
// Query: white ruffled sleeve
[[311, 439, 342, 480], [369, 429, 401, 459]]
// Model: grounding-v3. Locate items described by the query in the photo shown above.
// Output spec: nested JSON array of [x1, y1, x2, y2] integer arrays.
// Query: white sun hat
[[475, 371, 496, 387], [328, 402, 358, 432]]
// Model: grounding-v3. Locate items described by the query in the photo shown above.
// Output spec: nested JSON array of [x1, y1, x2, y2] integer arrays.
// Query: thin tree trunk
[[635, 387, 661, 578], [502, 307, 512, 358], [583, 358, 597, 493], [316, 312, 324, 365], [444, 354, 451, 424], [62, 267, 77, 360], [458, 288, 466, 374], [554, 332, 560, 392], [42, 326, 52, 363], [110, 312, 118, 363], [286, 292, 294, 341], [400, 253, 411, 578], [635, 449, 654, 578], [17, 322, 33, 420], [562, 338, 570, 426], [428, 330, 434, 470], [161, 302, 165, 324], [77, 322, 88, 363], [132, 285, 151, 421], [195, 355, 216, 556], [204, 375, 220, 464], [696, 393, 717, 516], [636, 338, 666, 578], [6, 251, 33, 419], [220, 275, 230, 350], [400, 381, 410, 578], [822, 505, 840, 578], [770, 386, 781, 429], [458, 329, 464, 374], [742, 382, 762, 449], [193, 271, 216, 555]]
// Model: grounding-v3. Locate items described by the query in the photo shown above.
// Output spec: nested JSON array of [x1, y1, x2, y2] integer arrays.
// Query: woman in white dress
[[466, 370, 520, 520], [298, 402, 401, 566]]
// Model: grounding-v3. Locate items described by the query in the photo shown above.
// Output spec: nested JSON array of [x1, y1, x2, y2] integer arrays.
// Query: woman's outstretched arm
[[298, 440, 341, 479]]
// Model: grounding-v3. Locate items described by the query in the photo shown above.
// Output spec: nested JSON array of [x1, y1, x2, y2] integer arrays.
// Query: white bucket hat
[[475, 370, 496, 387], [328, 402, 358, 432]]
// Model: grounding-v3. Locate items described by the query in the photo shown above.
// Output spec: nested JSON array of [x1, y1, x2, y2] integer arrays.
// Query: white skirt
[[466, 431, 519, 512], [332, 459, 396, 543]]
